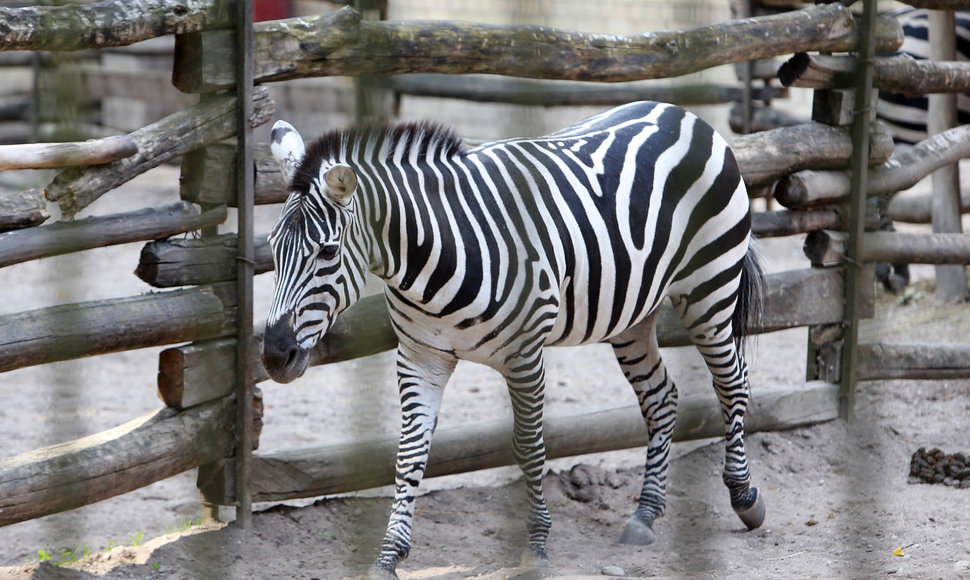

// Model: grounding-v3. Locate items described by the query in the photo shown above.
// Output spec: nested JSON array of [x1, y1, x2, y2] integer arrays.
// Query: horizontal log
[[0, 0, 234, 52], [188, 120, 894, 209], [273, 267, 845, 376], [0, 187, 47, 232], [386, 74, 787, 107], [857, 342, 970, 380], [0, 283, 235, 374], [0, 135, 137, 170], [164, 267, 845, 412], [173, 4, 902, 92], [774, 124, 970, 208], [889, 188, 970, 224], [751, 208, 842, 238], [731, 120, 894, 188], [139, 216, 847, 290], [0, 201, 227, 268], [250, 381, 838, 501], [780, 52, 970, 96], [43, 85, 275, 219], [136, 233, 272, 288], [862, 232, 970, 265], [803, 230, 970, 266], [0, 396, 234, 528]]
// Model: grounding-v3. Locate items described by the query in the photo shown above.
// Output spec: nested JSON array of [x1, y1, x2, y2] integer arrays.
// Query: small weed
[[164, 517, 202, 535], [152, 562, 161, 571], [130, 530, 145, 547], [36, 545, 90, 566]]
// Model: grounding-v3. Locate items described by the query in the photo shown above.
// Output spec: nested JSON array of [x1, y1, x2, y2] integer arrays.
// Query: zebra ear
[[325, 164, 357, 203], [270, 120, 305, 183]]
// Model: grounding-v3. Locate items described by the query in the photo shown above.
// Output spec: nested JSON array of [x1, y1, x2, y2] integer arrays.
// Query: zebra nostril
[[284, 346, 299, 370]]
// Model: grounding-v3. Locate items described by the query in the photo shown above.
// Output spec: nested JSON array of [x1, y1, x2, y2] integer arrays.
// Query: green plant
[[130, 530, 145, 547], [152, 562, 161, 571], [38, 549, 52, 562]]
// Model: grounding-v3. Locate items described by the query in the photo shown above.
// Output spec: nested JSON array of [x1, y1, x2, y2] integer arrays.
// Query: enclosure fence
[[1, 0, 969, 530]]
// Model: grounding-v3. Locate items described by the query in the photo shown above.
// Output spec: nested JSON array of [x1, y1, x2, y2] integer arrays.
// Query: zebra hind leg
[[609, 318, 678, 545], [693, 334, 766, 531]]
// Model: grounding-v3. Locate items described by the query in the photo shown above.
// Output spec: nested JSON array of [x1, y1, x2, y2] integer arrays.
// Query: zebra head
[[262, 120, 365, 383]]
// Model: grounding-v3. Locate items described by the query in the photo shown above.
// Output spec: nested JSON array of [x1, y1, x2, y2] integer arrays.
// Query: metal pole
[[839, 0, 877, 423], [234, 0, 255, 528]]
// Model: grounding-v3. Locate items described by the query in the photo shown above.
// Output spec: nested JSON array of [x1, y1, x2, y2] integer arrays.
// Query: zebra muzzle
[[262, 319, 311, 383]]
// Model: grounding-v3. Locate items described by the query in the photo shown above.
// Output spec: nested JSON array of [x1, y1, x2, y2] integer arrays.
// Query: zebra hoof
[[619, 514, 656, 545], [734, 486, 766, 531], [521, 546, 551, 569], [366, 564, 399, 580]]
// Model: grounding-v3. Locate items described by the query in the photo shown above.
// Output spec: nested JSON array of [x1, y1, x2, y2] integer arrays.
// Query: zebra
[[261, 101, 767, 578], [877, 8, 970, 145], [870, 7, 969, 291]]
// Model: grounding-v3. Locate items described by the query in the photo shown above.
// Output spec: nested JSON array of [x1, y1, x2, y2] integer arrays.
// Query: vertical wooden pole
[[928, 10, 968, 302], [839, 0, 877, 423], [234, 0, 255, 529]]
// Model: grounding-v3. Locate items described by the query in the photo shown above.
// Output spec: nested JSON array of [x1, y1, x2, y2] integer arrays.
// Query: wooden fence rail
[[250, 381, 840, 502], [0, 135, 137, 170], [0, 283, 235, 374], [0, 202, 227, 268], [172, 3, 903, 91], [0, 396, 234, 528], [0, 0, 234, 52], [153, 267, 850, 411]]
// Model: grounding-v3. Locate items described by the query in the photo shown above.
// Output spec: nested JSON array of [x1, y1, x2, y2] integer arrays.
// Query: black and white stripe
[[262, 101, 767, 577], [877, 8, 970, 144]]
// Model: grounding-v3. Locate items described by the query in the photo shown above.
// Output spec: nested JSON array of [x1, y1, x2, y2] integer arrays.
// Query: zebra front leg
[[502, 352, 552, 568], [370, 344, 456, 579], [610, 322, 677, 546]]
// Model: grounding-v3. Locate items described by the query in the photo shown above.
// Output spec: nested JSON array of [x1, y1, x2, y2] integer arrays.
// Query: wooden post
[[928, 10, 968, 301]]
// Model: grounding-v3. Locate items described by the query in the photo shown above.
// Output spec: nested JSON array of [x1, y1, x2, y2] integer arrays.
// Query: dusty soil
[[2, 165, 970, 580]]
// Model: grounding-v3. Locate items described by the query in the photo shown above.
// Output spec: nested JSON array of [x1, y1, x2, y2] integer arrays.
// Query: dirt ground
[[1, 160, 970, 579]]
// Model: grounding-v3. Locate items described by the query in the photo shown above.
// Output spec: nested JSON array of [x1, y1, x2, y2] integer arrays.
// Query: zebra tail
[[733, 239, 767, 352]]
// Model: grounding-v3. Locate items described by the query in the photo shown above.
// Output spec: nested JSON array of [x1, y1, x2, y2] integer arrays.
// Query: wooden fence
[[1, 0, 969, 532]]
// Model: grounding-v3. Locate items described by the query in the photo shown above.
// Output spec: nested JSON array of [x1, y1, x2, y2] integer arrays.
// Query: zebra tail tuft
[[733, 238, 767, 352]]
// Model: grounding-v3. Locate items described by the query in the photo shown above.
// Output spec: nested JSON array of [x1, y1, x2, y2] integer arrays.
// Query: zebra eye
[[319, 243, 340, 260]]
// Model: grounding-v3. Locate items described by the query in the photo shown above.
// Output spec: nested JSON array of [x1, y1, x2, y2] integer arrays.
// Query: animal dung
[[909, 447, 970, 488]]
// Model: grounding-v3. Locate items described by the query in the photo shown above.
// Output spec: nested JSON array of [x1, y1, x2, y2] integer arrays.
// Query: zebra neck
[[354, 156, 471, 301]]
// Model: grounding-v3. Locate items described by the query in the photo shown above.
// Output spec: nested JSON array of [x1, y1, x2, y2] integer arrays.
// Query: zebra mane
[[291, 121, 466, 196]]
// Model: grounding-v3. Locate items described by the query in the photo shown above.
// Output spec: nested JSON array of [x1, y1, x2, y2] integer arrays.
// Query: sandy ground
[[1, 159, 970, 579]]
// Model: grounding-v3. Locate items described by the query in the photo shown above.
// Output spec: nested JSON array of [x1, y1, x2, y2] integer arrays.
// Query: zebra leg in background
[[501, 351, 553, 567], [371, 343, 457, 579], [609, 315, 678, 545], [691, 333, 766, 531]]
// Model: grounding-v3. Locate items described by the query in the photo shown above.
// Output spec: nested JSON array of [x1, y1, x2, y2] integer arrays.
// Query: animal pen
[[1, 0, 970, 570]]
